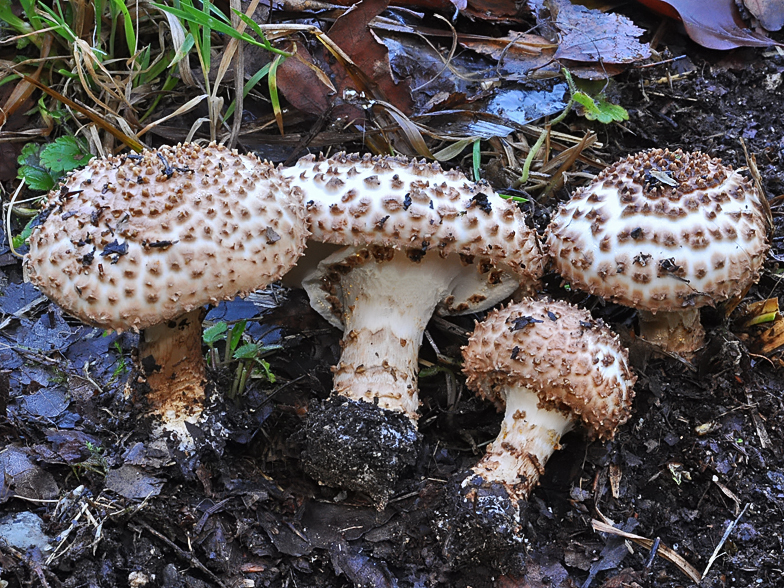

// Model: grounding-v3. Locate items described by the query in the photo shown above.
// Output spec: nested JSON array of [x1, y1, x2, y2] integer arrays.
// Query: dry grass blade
[[138, 97, 205, 138], [591, 519, 701, 583], [6, 69, 144, 152], [375, 100, 434, 158], [158, 9, 196, 86], [0, 34, 52, 127], [702, 503, 750, 578], [539, 132, 596, 199]]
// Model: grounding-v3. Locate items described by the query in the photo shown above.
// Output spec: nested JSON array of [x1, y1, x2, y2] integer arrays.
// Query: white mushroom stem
[[137, 308, 207, 438], [637, 308, 705, 355], [312, 249, 516, 420], [465, 385, 575, 501]]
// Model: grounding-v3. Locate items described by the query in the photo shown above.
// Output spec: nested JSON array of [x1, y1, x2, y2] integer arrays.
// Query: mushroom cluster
[[546, 148, 770, 354], [284, 152, 544, 503], [24, 143, 308, 442]]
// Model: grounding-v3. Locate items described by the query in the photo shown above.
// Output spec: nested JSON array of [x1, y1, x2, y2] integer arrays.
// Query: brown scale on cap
[[24, 143, 308, 443], [546, 149, 770, 354], [461, 298, 636, 501]]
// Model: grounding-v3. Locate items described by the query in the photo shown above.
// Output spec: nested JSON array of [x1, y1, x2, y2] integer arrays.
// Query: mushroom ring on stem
[[546, 148, 770, 354], [461, 298, 636, 504], [285, 152, 544, 503], [24, 143, 308, 442]]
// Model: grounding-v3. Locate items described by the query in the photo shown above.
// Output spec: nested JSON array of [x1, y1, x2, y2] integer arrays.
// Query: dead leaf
[[459, 31, 557, 77], [327, 0, 528, 21], [540, 0, 652, 65], [0, 446, 59, 503], [635, 0, 778, 49], [743, 0, 784, 31], [328, 0, 414, 115], [105, 465, 164, 500], [276, 41, 336, 115]]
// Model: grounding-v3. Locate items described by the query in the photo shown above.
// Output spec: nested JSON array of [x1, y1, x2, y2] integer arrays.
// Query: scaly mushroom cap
[[546, 149, 770, 312], [24, 143, 308, 331], [288, 152, 544, 290], [463, 299, 636, 440]]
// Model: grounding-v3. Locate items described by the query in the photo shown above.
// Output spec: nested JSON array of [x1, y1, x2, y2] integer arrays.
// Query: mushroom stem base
[[136, 308, 207, 437], [637, 308, 704, 355], [466, 385, 574, 502]]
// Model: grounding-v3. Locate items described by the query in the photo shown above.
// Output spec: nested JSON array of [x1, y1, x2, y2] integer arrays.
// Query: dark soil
[[2, 8, 784, 588]]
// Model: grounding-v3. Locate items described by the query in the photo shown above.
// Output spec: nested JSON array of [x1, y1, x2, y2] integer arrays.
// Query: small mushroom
[[24, 143, 308, 444], [440, 298, 635, 569], [546, 148, 771, 354], [284, 152, 544, 504], [461, 298, 636, 503]]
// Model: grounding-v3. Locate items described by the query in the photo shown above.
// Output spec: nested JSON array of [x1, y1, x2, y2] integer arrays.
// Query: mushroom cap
[[287, 152, 544, 291], [546, 149, 770, 312], [462, 299, 636, 440], [24, 143, 308, 332]]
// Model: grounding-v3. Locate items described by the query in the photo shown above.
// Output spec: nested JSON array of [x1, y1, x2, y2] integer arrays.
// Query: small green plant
[[109, 340, 128, 384], [565, 70, 629, 125], [12, 137, 94, 249], [203, 320, 281, 398], [70, 440, 108, 479], [230, 342, 278, 399], [17, 137, 93, 192]]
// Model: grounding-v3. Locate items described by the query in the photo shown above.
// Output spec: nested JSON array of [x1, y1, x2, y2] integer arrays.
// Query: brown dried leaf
[[636, 0, 778, 48], [328, 0, 414, 115], [459, 31, 556, 60], [743, 0, 784, 31], [326, 0, 527, 21], [276, 41, 335, 115], [542, 0, 651, 64]]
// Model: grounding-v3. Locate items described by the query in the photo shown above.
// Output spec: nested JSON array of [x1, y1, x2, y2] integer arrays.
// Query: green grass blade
[[153, 3, 290, 56], [472, 139, 481, 182], [109, 0, 137, 55]]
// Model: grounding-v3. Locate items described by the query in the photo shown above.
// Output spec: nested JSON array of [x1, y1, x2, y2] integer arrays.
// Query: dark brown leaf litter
[[3, 15, 784, 588]]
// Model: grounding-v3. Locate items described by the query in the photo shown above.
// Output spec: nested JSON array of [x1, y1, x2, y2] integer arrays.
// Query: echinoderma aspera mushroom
[[546, 148, 770, 354], [461, 298, 636, 502], [24, 143, 308, 444], [284, 152, 544, 505], [439, 298, 635, 568]]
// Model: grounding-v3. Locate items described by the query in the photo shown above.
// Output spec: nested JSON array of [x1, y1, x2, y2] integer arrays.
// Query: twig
[[591, 519, 701, 584], [131, 521, 228, 588], [702, 503, 751, 579]]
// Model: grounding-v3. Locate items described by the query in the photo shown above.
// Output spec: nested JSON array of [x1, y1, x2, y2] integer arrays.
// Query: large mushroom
[[440, 298, 635, 569], [546, 148, 770, 354], [284, 152, 544, 504], [24, 143, 308, 442]]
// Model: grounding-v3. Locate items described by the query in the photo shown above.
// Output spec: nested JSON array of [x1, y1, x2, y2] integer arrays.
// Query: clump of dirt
[[301, 396, 421, 506]]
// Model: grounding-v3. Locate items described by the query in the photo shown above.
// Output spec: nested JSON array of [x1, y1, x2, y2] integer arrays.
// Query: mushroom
[[461, 298, 636, 503], [438, 298, 635, 569], [24, 143, 308, 442], [546, 148, 770, 354], [284, 152, 544, 503]]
